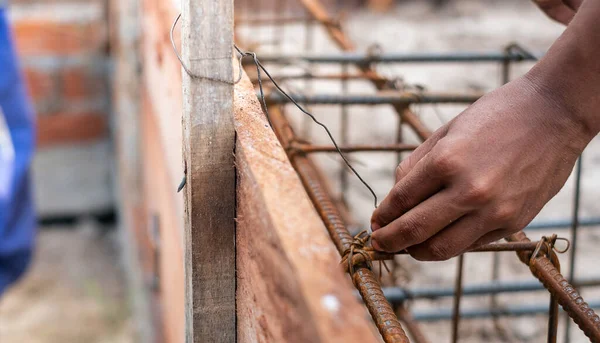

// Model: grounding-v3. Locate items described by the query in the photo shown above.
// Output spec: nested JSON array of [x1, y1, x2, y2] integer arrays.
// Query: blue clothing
[[0, 9, 35, 295]]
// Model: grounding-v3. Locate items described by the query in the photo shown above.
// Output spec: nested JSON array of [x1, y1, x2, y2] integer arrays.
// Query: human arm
[[370, 0, 600, 260]]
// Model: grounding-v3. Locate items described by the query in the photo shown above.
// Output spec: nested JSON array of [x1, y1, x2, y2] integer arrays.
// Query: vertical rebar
[[301, 6, 315, 139], [340, 63, 349, 205], [565, 156, 583, 343], [395, 112, 404, 166], [490, 56, 512, 338], [548, 295, 559, 343], [397, 306, 432, 343], [451, 254, 465, 343]]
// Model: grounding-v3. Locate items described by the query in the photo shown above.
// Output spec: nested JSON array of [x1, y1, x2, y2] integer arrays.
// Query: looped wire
[[171, 13, 244, 84], [530, 234, 571, 265], [233, 44, 379, 208], [170, 14, 379, 208], [343, 230, 373, 277]]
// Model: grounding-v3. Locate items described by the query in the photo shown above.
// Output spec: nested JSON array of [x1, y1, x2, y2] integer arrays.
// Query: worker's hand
[[532, 0, 582, 24], [370, 75, 592, 261]]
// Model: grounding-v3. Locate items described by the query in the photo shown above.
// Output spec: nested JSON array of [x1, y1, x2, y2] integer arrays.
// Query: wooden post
[[181, 1, 236, 342]]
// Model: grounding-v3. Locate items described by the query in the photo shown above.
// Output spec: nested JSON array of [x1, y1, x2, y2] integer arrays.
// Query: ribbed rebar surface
[[509, 231, 600, 341]]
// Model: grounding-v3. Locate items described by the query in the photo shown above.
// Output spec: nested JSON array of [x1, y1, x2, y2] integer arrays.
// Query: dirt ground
[[239, 0, 600, 342], [0, 223, 133, 343]]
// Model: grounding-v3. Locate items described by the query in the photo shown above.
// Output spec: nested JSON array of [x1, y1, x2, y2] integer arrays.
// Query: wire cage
[[234, 0, 600, 342]]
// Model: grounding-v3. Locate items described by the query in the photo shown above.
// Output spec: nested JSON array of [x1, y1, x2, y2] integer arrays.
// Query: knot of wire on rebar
[[342, 230, 391, 282], [529, 234, 570, 265], [342, 230, 374, 276]]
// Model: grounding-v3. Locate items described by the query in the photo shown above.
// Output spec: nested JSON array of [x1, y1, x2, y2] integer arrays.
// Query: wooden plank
[[234, 67, 379, 342], [140, 0, 184, 230], [141, 92, 185, 343], [36, 113, 106, 148], [181, 1, 236, 342]]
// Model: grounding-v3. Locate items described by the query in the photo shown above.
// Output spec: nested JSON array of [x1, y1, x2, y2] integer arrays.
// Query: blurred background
[[1, 0, 598, 342], [1, 0, 130, 341]]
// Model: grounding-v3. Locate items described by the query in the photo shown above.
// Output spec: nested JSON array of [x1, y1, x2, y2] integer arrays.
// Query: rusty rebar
[[507, 231, 600, 341], [269, 106, 410, 343], [341, 241, 545, 273], [566, 156, 584, 342], [396, 306, 431, 343], [451, 255, 465, 343]]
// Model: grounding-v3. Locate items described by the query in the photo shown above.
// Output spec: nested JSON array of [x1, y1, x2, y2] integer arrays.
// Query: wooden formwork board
[[111, 0, 379, 341], [235, 70, 379, 343]]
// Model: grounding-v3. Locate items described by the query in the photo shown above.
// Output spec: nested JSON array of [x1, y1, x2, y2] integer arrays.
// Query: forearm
[[526, 0, 600, 142]]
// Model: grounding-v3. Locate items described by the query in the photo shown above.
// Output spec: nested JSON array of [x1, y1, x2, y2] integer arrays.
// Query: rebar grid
[[236, 1, 600, 342]]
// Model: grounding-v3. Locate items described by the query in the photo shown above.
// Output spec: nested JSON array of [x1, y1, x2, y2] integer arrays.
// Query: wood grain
[[181, 1, 236, 342], [234, 67, 379, 343]]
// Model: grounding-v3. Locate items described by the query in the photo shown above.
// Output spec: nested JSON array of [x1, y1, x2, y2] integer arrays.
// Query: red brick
[[61, 68, 107, 101], [13, 19, 107, 57], [23, 68, 56, 102], [37, 112, 107, 148]]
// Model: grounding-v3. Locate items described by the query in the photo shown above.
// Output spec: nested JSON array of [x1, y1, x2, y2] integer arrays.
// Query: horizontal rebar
[[526, 217, 600, 230], [292, 143, 419, 153], [251, 51, 542, 65], [382, 277, 600, 303], [266, 92, 483, 105], [342, 242, 549, 272], [411, 299, 600, 322]]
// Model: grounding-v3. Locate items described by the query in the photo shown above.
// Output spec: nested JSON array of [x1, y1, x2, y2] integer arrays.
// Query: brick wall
[[8, 0, 110, 148]]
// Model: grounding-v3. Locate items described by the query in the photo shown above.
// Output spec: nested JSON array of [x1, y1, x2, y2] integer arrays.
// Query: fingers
[[532, 0, 575, 24], [371, 190, 468, 252], [406, 214, 488, 261], [371, 153, 445, 231], [395, 126, 446, 182]]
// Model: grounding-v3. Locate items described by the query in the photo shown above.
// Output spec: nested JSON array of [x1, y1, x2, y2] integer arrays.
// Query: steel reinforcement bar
[[248, 51, 542, 65], [265, 92, 483, 105], [507, 231, 600, 341], [269, 105, 414, 343]]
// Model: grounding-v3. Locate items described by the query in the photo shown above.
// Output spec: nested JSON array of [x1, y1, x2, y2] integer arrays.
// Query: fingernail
[[371, 223, 380, 232]]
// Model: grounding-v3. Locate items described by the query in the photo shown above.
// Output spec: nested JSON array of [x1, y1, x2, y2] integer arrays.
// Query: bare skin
[[371, 0, 600, 261]]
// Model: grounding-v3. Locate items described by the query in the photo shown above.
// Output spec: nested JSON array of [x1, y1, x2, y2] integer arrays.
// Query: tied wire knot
[[343, 230, 373, 276], [342, 230, 390, 281], [529, 234, 570, 265]]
